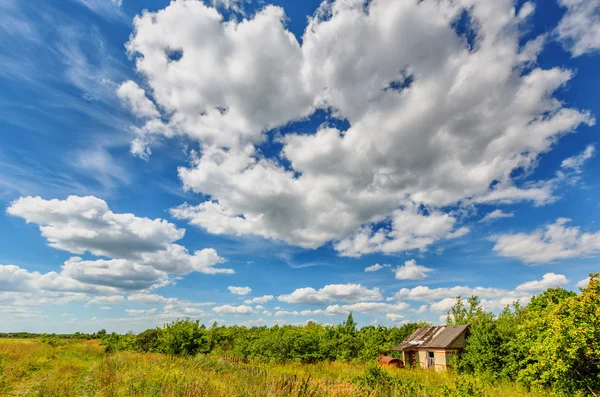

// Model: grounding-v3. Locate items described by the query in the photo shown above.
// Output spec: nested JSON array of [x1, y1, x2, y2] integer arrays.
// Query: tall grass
[[0, 339, 552, 396], [0, 338, 103, 396]]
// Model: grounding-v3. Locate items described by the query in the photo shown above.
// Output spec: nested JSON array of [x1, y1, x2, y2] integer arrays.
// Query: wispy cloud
[[71, 0, 128, 22]]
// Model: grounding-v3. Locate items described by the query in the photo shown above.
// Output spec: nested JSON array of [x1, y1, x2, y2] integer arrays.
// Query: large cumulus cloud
[[121, 0, 594, 255]]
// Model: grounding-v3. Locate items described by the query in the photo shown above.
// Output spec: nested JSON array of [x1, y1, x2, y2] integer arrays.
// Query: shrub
[[40, 334, 63, 347], [441, 378, 489, 397], [101, 332, 137, 353], [352, 363, 394, 389], [158, 319, 209, 356], [136, 328, 161, 353]]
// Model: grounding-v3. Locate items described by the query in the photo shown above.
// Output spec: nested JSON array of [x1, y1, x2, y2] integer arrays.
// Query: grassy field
[[0, 338, 552, 397]]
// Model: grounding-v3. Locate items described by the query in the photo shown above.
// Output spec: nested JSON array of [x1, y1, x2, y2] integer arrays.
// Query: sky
[[0, 0, 599, 333]]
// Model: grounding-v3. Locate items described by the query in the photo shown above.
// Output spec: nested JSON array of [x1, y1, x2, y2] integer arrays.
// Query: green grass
[[0, 338, 552, 396]]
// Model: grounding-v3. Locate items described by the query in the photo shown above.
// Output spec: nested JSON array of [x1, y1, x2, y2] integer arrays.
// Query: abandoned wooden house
[[390, 325, 469, 371]]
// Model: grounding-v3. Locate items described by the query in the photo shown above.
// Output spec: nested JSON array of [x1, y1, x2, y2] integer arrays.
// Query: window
[[428, 351, 434, 358]]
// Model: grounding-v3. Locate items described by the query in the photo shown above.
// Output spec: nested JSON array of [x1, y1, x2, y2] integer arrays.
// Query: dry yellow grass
[[0, 338, 551, 396]]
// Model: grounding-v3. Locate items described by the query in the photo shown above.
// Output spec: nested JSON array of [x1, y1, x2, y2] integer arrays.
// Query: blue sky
[[0, 0, 599, 333]]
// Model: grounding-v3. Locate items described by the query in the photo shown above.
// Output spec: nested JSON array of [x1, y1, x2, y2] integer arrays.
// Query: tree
[[517, 274, 600, 396], [526, 288, 576, 312], [96, 329, 107, 338], [342, 313, 357, 335], [447, 296, 483, 325], [495, 304, 525, 380], [455, 311, 502, 377]]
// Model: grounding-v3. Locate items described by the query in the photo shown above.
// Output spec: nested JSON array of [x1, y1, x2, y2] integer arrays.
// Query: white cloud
[[394, 285, 513, 302], [7, 195, 183, 258], [240, 318, 267, 326], [228, 286, 252, 296], [126, 308, 157, 316], [0, 265, 40, 292], [0, 305, 43, 319], [63, 257, 170, 291], [127, 294, 214, 310], [278, 283, 382, 305], [158, 300, 212, 319], [274, 310, 299, 317], [243, 295, 274, 304], [426, 294, 532, 315], [561, 145, 596, 173], [1, 197, 232, 311], [334, 205, 470, 257], [394, 259, 434, 280], [0, 264, 117, 295], [516, 273, 569, 292], [480, 210, 514, 223], [314, 302, 409, 316], [473, 183, 555, 206], [492, 218, 600, 264], [138, 244, 233, 275], [127, 293, 173, 305], [6, 196, 233, 291], [276, 302, 409, 317], [556, 0, 600, 56], [476, 145, 595, 206], [480, 296, 532, 312], [364, 263, 391, 272], [86, 301, 213, 326], [73, 0, 125, 20], [125, 2, 313, 151], [100, 307, 111, 310], [386, 313, 405, 323], [0, 290, 89, 307], [86, 295, 126, 305], [71, 145, 132, 192], [213, 304, 256, 315], [397, 277, 557, 316], [577, 277, 590, 288], [211, 0, 246, 14], [124, 0, 592, 257], [117, 81, 159, 119], [429, 297, 459, 313]]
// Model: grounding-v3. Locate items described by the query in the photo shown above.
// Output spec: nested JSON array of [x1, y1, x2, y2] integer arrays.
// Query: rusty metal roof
[[390, 325, 469, 351]]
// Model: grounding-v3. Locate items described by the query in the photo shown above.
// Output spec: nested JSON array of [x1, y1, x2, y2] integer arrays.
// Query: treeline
[[447, 273, 599, 397], [101, 317, 429, 363], [0, 331, 100, 339]]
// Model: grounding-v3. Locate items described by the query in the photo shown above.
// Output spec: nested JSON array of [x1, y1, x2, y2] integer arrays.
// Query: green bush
[[158, 319, 209, 356], [101, 332, 137, 353], [136, 328, 161, 353], [40, 334, 63, 347], [440, 378, 489, 397], [353, 363, 394, 389]]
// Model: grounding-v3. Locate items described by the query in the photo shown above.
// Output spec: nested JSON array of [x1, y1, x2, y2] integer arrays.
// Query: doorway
[[426, 351, 435, 368], [405, 350, 417, 367]]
